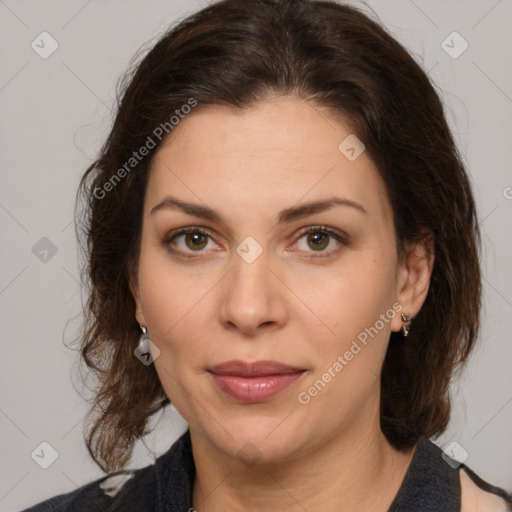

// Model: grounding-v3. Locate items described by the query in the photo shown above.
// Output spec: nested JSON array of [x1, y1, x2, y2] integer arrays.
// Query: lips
[[208, 360, 306, 402], [209, 360, 304, 376]]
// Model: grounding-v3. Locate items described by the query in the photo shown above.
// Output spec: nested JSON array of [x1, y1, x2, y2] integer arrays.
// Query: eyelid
[[163, 225, 349, 258], [163, 225, 214, 241]]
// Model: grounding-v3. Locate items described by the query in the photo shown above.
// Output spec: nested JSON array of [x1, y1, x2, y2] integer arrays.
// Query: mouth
[[208, 360, 306, 403]]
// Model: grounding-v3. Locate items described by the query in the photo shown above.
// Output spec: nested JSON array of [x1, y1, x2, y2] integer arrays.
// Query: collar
[[156, 429, 195, 512], [153, 430, 461, 512]]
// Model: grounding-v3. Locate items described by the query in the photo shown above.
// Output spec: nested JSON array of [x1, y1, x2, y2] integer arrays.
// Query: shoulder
[[460, 466, 512, 512], [21, 466, 156, 512], [21, 429, 194, 512], [388, 436, 512, 511]]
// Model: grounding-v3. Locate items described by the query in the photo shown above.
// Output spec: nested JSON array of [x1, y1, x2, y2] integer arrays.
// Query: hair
[[75, 0, 481, 472]]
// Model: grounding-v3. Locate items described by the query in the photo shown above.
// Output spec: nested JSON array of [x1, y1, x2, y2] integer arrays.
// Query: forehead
[[146, 96, 392, 224]]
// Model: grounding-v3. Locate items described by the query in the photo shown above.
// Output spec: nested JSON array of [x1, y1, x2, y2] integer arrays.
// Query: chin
[[207, 415, 308, 465]]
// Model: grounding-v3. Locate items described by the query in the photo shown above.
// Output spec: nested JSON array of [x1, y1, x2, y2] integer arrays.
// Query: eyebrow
[[150, 195, 367, 224]]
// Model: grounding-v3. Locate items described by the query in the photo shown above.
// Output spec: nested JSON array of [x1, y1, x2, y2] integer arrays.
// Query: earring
[[401, 313, 412, 337], [135, 324, 161, 365], [138, 324, 150, 352]]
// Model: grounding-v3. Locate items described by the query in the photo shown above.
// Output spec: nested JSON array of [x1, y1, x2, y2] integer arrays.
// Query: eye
[[164, 227, 217, 257], [163, 225, 348, 259], [293, 226, 348, 257]]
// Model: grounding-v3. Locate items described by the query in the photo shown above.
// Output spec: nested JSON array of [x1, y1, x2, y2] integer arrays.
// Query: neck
[[190, 401, 416, 512]]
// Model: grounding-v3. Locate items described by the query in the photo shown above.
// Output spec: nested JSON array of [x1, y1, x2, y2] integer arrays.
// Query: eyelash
[[163, 225, 349, 259]]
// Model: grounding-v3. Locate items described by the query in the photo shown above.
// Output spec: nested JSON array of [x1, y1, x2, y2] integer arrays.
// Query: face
[[130, 95, 430, 465]]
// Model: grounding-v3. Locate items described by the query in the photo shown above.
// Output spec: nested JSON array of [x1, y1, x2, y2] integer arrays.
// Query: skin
[[130, 95, 435, 511], [460, 470, 510, 512]]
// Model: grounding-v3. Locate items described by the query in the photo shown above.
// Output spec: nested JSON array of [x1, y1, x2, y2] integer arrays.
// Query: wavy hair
[[74, 0, 481, 472]]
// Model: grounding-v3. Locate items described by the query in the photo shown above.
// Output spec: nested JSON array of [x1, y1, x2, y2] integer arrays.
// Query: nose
[[219, 250, 288, 337]]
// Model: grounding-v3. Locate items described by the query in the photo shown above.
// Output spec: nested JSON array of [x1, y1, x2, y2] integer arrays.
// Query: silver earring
[[133, 325, 159, 366], [138, 324, 150, 351], [135, 324, 158, 365], [401, 313, 412, 337]]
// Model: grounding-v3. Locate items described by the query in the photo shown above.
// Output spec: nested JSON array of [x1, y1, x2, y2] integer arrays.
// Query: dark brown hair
[[75, 0, 481, 472]]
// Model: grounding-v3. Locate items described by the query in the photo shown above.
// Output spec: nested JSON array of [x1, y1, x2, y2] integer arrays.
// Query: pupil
[[187, 233, 207, 250], [309, 232, 328, 250]]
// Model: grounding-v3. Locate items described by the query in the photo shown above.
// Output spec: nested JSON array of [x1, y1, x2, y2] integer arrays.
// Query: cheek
[[299, 260, 398, 407], [138, 232, 202, 313], [137, 245, 202, 351], [136, 254, 210, 407], [305, 251, 397, 341], [136, 243, 226, 382], [296, 255, 398, 415]]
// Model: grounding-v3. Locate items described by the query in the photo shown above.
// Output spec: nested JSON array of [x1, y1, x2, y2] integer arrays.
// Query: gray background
[[1, 0, 511, 510]]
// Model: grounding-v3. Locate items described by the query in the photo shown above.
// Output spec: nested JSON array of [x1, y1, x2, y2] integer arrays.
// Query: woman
[[24, 0, 511, 510]]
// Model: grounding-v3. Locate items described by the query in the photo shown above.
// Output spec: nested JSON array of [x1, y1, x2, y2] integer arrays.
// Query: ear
[[129, 272, 146, 327], [390, 231, 435, 334]]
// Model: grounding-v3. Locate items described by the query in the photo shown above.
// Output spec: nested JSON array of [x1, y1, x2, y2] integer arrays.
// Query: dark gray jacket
[[22, 430, 512, 511]]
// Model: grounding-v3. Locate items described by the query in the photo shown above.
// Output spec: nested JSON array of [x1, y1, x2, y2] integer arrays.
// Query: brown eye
[[184, 232, 208, 251], [306, 232, 329, 251], [164, 227, 216, 256], [294, 226, 348, 258]]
